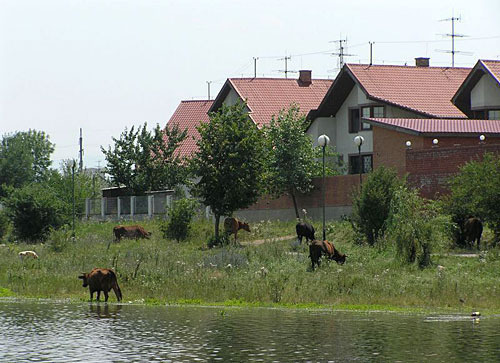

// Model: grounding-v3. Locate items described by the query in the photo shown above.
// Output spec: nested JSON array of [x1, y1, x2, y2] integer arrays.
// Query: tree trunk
[[290, 190, 300, 220]]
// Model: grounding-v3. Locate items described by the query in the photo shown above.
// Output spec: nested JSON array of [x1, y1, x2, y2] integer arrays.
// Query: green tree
[[446, 153, 500, 243], [191, 102, 266, 243], [101, 122, 187, 195], [351, 166, 403, 245], [0, 130, 54, 196], [387, 186, 444, 267], [264, 104, 337, 219], [3, 183, 70, 241]]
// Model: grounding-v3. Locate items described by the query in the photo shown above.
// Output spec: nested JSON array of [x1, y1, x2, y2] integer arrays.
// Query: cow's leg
[[298, 235, 303, 244], [477, 236, 481, 250], [90, 290, 94, 301], [104, 290, 109, 302], [96, 290, 101, 301], [311, 258, 315, 271]]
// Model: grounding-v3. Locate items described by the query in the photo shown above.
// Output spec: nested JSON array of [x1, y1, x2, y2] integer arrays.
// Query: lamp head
[[479, 134, 486, 142], [405, 140, 412, 148], [354, 135, 365, 147], [432, 138, 439, 145], [318, 134, 330, 147]]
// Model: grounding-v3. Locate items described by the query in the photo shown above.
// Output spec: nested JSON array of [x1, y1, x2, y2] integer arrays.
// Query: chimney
[[415, 57, 430, 67], [298, 70, 312, 86]]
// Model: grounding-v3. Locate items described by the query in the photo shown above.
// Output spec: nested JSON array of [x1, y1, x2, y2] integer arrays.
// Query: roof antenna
[[253, 57, 259, 78], [330, 35, 356, 69], [369, 41, 375, 66], [436, 14, 472, 67], [277, 55, 293, 78]]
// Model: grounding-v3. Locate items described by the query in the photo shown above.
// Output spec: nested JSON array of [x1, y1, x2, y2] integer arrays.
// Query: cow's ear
[[78, 274, 85, 279]]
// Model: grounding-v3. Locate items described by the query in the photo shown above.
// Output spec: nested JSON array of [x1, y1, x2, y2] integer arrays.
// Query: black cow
[[463, 217, 483, 250], [296, 222, 315, 244]]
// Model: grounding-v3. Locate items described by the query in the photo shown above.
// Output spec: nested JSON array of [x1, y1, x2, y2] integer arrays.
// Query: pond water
[[1, 300, 500, 362]]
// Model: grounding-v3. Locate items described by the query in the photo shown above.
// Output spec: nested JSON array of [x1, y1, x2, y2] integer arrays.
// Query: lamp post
[[354, 135, 365, 189], [318, 134, 330, 241]]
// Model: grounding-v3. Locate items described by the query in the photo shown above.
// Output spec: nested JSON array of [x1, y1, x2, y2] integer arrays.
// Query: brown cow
[[224, 217, 250, 243], [309, 240, 346, 271], [78, 268, 122, 302], [113, 225, 151, 241], [463, 217, 483, 250]]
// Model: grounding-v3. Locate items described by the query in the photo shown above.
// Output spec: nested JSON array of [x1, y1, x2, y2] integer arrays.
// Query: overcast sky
[[1, 0, 499, 169]]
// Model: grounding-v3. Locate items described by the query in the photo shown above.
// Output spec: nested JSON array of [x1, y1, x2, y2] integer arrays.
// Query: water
[[1, 300, 500, 362]]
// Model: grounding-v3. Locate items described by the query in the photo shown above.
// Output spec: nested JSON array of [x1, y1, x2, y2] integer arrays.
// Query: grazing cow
[[463, 217, 483, 249], [19, 250, 38, 260], [296, 222, 315, 244], [113, 225, 151, 241], [224, 217, 250, 243], [78, 268, 122, 302], [309, 240, 347, 271]]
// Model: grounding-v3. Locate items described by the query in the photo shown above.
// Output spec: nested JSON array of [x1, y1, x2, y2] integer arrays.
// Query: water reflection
[[1, 300, 500, 362]]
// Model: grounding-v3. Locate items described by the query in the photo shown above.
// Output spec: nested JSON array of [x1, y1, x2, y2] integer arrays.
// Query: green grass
[[1, 218, 500, 314]]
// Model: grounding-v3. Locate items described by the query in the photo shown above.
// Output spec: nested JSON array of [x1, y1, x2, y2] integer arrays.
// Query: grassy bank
[[1, 219, 500, 313]]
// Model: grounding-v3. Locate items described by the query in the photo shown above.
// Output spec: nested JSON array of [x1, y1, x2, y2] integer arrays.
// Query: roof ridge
[[180, 99, 213, 103], [228, 77, 333, 81], [346, 63, 471, 70]]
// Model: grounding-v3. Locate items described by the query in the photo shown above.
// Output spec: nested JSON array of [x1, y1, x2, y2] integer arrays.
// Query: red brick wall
[[407, 143, 500, 199], [246, 174, 363, 210]]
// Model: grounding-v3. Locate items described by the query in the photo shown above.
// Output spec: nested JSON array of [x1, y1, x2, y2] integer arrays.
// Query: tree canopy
[[190, 102, 266, 243], [0, 130, 54, 197], [101, 122, 187, 195]]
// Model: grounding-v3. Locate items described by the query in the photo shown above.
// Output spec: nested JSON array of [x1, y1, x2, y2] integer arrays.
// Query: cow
[[463, 217, 483, 250], [78, 268, 122, 302], [113, 225, 151, 241], [19, 250, 38, 260], [309, 240, 346, 271], [224, 217, 250, 243], [296, 222, 315, 244]]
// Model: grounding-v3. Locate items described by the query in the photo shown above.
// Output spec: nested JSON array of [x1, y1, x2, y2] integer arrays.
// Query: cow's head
[[241, 222, 251, 233], [78, 273, 89, 287], [334, 253, 347, 265], [146, 231, 152, 239]]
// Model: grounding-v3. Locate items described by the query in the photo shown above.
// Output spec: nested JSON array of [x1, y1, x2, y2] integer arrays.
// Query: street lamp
[[479, 134, 486, 143], [318, 134, 330, 241], [354, 135, 365, 189]]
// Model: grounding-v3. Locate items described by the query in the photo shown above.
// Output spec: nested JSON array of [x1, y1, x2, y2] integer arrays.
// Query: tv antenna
[[206, 81, 212, 100], [277, 55, 296, 78], [436, 15, 472, 67], [330, 37, 356, 69]]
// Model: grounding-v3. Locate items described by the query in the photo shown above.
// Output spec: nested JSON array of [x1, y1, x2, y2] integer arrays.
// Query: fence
[[85, 193, 174, 220]]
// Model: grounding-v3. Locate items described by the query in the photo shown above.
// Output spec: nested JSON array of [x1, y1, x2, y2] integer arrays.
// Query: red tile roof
[[481, 60, 500, 85], [213, 78, 333, 127], [364, 117, 500, 135], [346, 64, 471, 118], [166, 100, 213, 158]]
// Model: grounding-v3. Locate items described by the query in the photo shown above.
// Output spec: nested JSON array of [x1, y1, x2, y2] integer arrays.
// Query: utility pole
[[207, 81, 212, 100], [79, 128, 83, 172], [253, 57, 259, 78]]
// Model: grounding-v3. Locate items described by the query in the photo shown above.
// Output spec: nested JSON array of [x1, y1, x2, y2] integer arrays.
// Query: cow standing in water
[[224, 217, 250, 243], [463, 217, 483, 250], [78, 268, 122, 302]]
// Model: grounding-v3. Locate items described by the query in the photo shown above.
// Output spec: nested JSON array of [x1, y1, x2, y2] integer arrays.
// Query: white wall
[[308, 116, 336, 147], [471, 74, 500, 109]]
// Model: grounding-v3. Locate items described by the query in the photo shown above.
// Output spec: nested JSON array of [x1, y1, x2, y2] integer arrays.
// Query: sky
[[1, 0, 499, 169]]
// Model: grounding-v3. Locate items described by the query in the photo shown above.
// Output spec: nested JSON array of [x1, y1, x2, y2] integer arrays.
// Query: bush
[[386, 186, 445, 267], [445, 153, 500, 244], [351, 166, 403, 245], [3, 183, 70, 242], [160, 198, 198, 242]]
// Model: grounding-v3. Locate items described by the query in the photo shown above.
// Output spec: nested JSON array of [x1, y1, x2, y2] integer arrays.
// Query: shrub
[[445, 153, 500, 244], [0, 209, 10, 240], [3, 183, 70, 242], [386, 186, 445, 267], [160, 198, 198, 242], [351, 166, 403, 245]]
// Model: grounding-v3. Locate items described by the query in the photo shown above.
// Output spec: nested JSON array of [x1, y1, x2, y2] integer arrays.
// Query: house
[[209, 70, 333, 128], [307, 58, 472, 176]]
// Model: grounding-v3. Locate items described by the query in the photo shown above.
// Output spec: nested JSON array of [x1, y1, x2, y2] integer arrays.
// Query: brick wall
[[245, 174, 363, 211], [406, 143, 500, 199]]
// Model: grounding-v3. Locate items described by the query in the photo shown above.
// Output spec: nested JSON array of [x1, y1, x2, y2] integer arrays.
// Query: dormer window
[[488, 110, 500, 120]]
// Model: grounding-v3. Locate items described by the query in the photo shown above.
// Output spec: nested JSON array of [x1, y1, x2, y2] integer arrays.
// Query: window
[[349, 108, 360, 133], [488, 110, 500, 120], [360, 105, 384, 130], [349, 154, 373, 174]]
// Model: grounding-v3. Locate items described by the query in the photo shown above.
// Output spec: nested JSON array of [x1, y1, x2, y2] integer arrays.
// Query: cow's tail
[[109, 269, 122, 301]]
